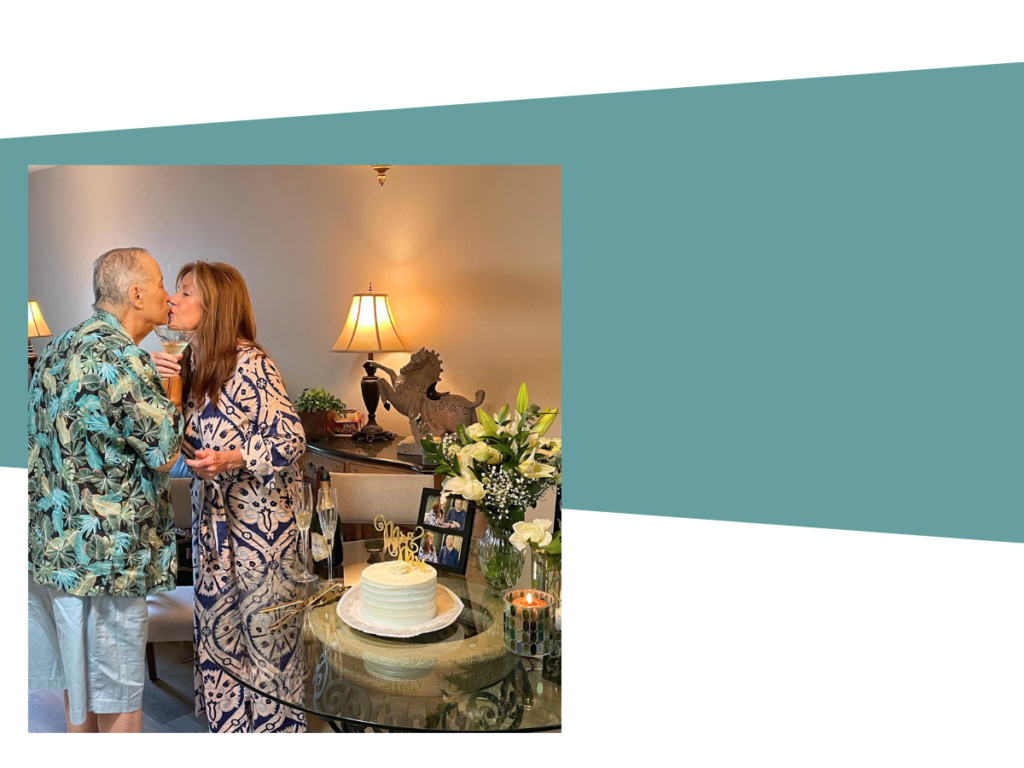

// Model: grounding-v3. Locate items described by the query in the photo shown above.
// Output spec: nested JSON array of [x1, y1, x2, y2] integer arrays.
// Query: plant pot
[[299, 410, 335, 441]]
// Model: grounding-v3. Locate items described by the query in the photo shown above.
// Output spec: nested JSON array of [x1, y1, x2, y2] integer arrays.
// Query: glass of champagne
[[317, 487, 338, 586], [293, 484, 317, 583], [153, 325, 196, 402]]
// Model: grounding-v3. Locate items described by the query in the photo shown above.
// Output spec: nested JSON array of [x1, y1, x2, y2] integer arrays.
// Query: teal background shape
[[4, 63, 1022, 542]]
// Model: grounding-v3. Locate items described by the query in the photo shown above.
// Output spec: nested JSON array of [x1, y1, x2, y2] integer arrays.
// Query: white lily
[[517, 449, 558, 479], [536, 437, 561, 457], [496, 407, 520, 427], [509, 519, 554, 552]]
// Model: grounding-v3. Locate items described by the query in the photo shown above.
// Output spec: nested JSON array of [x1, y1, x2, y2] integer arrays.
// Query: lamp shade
[[28, 301, 51, 338], [331, 290, 409, 354]]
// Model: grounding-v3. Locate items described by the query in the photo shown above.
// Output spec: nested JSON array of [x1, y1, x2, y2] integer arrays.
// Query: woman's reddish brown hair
[[177, 261, 267, 409]]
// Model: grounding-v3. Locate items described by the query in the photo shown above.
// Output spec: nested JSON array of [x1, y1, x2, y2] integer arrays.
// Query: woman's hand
[[185, 448, 244, 480], [151, 351, 182, 379]]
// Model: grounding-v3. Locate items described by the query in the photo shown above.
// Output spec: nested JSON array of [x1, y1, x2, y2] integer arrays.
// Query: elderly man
[[28, 247, 183, 734], [446, 497, 468, 530], [438, 535, 460, 568]]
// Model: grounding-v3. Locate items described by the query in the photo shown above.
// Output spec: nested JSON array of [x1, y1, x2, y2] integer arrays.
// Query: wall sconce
[[371, 165, 391, 186]]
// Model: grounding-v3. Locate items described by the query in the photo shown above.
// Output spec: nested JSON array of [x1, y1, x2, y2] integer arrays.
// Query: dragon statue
[[368, 348, 485, 450]]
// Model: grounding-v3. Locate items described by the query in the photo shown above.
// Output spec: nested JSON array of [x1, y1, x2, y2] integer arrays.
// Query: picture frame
[[416, 487, 476, 576]]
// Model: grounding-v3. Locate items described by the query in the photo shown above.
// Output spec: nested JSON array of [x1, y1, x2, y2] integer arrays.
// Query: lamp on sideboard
[[28, 300, 51, 379], [331, 284, 410, 442]]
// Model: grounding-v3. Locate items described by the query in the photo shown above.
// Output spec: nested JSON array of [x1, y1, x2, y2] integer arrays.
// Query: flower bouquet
[[421, 383, 561, 588]]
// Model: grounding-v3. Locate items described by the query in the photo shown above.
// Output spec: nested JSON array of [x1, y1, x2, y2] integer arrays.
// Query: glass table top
[[198, 539, 562, 732]]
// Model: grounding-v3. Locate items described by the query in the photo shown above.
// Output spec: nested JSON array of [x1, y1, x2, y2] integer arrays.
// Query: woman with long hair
[[152, 261, 306, 733], [425, 498, 447, 528], [418, 534, 438, 563]]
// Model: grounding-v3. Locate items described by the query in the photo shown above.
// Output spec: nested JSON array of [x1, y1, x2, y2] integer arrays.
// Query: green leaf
[[476, 408, 499, 438], [491, 442, 515, 458], [108, 375, 132, 404], [294, 387, 345, 414], [92, 496, 123, 519], [497, 404, 509, 424], [516, 383, 529, 415], [457, 423, 471, 445], [68, 354, 83, 381], [542, 530, 562, 554], [85, 439, 103, 471], [56, 415, 71, 445]]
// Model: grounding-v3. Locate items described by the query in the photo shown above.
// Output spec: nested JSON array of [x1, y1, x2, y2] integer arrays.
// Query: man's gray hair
[[92, 247, 152, 310]]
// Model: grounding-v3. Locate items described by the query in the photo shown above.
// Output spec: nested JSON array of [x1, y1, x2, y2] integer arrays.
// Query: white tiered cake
[[360, 561, 439, 627]]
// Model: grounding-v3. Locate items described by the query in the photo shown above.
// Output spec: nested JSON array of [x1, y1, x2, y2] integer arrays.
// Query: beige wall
[[29, 165, 560, 435], [29, 165, 560, 516]]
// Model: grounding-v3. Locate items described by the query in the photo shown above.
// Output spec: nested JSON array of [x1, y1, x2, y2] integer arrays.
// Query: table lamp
[[331, 284, 410, 442], [28, 300, 51, 378]]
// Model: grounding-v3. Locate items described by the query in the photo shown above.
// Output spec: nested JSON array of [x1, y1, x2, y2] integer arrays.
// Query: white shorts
[[28, 568, 149, 725]]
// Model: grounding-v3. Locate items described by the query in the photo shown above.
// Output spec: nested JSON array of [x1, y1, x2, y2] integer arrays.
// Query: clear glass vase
[[530, 549, 562, 606], [477, 519, 525, 589]]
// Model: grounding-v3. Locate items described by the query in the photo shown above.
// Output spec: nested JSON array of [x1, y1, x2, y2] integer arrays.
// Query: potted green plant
[[294, 387, 346, 441]]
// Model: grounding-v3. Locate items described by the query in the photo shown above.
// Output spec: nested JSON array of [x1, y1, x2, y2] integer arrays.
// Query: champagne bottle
[[309, 468, 328, 578], [311, 468, 344, 579]]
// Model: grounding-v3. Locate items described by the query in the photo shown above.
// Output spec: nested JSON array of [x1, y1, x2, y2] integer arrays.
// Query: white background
[[2, 1, 1023, 139], [7, 1, 1024, 763]]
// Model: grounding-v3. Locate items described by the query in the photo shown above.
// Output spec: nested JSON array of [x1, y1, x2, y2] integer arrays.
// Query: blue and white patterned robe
[[183, 345, 307, 733]]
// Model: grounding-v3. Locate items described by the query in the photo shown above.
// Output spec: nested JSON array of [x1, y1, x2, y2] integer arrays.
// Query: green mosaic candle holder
[[503, 589, 555, 657]]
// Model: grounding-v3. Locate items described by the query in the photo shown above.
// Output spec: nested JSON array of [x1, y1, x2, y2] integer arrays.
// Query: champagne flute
[[153, 325, 196, 402], [317, 487, 338, 586], [293, 483, 317, 583]]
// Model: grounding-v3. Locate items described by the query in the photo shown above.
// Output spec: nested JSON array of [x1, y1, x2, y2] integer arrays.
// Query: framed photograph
[[419, 489, 475, 535], [416, 488, 476, 575]]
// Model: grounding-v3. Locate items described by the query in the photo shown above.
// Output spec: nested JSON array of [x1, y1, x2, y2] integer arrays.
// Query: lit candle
[[511, 592, 548, 609]]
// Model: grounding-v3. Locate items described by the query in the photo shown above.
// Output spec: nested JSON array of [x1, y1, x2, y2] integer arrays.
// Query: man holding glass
[[28, 247, 183, 733]]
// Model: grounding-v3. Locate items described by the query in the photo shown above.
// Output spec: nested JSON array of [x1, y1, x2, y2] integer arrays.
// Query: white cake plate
[[336, 584, 465, 639]]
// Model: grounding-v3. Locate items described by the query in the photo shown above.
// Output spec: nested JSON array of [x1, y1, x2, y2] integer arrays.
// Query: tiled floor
[[28, 642, 333, 733]]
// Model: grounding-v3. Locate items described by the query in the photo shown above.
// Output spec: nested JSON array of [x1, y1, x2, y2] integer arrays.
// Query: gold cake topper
[[374, 515, 429, 570]]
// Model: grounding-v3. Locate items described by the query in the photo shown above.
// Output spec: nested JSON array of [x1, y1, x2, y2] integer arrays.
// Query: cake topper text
[[374, 515, 428, 570]]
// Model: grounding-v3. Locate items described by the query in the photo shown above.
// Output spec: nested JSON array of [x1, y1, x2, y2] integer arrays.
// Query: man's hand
[[185, 448, 244, 480]]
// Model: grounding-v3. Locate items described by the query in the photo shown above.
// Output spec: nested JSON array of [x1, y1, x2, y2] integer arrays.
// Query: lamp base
[[351, 427, 398, 444], [354, 360, 396, 443]]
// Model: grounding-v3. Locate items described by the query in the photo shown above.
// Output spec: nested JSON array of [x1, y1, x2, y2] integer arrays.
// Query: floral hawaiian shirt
[[28, 310, 183, 597]]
